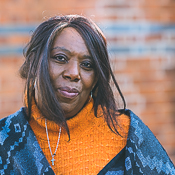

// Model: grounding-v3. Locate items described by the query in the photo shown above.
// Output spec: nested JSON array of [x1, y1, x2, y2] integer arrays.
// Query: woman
[[0, 15, 174, 175]]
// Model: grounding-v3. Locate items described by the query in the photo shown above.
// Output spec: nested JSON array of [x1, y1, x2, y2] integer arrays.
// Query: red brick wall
[[0, 0, 175, 164]]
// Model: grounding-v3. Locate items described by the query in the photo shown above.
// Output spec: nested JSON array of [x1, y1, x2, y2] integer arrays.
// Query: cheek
[[81, 71, 96, 90], [49, 61, 62, 81]]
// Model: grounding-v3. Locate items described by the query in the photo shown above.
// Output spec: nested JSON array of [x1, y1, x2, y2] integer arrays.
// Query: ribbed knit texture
[[29, 99, 130, 175]]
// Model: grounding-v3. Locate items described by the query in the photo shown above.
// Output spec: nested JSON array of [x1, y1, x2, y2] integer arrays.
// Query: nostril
[[63, 73, 80, 81], [74, 78, 80, 82], [64, 75, 71, 80]]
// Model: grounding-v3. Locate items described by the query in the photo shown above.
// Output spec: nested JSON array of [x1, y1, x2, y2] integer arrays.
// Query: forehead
[[52, 27, 89, 54]]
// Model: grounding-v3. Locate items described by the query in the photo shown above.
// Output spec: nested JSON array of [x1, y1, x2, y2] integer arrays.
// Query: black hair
[[19, 15, 126, 137]]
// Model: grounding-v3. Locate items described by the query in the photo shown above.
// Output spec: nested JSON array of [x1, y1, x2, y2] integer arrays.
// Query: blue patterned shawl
[[0, 108, 174, 175]]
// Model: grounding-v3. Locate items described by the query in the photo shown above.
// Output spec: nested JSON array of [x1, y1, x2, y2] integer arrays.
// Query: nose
[[62, 60, 80, 82]]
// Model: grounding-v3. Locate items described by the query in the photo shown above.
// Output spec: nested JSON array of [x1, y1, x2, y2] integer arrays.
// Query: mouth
[[57, 87, 79, 99]]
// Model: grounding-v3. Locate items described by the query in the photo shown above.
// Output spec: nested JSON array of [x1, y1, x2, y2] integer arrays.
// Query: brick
[[0, 0, 175, 164]]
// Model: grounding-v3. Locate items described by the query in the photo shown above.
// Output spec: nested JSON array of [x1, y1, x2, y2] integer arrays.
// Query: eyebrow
[[51, 46, 92, 60], [51, 46, 71, 54]]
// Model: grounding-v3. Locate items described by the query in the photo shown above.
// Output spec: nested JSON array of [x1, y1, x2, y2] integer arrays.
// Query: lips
[[58, 87, 79, 99]]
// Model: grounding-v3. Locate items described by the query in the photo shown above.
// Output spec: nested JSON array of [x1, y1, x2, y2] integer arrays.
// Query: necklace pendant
[[45, 119, 62, 167], [51, 157, 55, 166]]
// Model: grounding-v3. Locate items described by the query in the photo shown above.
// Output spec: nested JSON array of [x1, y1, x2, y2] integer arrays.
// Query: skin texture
[[49, 27, 97, 119]]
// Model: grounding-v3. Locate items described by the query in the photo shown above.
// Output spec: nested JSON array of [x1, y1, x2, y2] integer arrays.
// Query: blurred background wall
[[0, 0, 175, 164]]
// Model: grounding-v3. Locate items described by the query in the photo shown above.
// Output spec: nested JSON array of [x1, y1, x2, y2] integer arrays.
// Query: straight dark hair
[[20, 15, 126, 138]]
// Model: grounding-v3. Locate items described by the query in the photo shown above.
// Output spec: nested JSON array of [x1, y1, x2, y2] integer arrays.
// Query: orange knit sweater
[[29, 99, 130, 174]]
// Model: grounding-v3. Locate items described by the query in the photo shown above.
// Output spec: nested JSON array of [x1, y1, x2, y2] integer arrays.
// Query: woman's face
[[49, 27, 97, 119]]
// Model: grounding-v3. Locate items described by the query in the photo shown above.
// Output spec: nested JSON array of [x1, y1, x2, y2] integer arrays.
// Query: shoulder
[[0, 108, 28, 145], [122, 109, 175, 174], [0, 107, 28, 127], [0, 108, 54, 174], [123, 108, 169, 153], [123, 109, 165, 148]]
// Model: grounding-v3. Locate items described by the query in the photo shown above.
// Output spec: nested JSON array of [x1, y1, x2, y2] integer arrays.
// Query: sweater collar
[[30, 98, 104, 139]]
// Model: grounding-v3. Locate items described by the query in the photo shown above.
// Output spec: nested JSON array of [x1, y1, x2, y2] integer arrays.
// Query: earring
[[34, 79, 37, 89], [89, 91, 93, 102]]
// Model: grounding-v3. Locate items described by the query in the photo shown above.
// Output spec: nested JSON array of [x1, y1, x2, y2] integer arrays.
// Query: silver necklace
[[45, 118, 62, 166]]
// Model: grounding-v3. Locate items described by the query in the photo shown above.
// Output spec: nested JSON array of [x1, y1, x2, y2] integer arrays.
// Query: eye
[[51, 54, 68, 63], [81, 61, 94, 70]]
